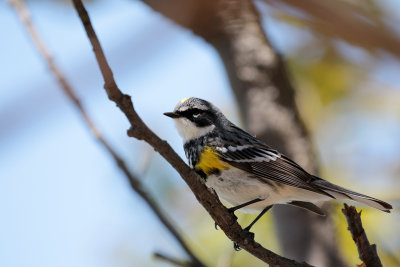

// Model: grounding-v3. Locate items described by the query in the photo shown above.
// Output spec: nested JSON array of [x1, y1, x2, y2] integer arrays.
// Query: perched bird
[[164, 97, 392, 245]]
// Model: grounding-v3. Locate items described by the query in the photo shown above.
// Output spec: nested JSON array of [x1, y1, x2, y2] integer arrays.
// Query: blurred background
[[1, 0, 399, 266]]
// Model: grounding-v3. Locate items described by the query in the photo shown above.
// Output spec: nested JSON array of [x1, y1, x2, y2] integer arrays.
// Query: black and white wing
[[212, 133, 392, 212], [215, 144, 327, 193], [211, 128, 332, 197], [209, 126, 392, 212]]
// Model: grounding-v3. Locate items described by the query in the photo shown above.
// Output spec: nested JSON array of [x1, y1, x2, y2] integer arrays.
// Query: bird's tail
[[312, 176, 392, 213]]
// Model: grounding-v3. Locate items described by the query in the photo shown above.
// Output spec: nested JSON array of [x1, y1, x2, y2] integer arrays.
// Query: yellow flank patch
[[195, 147, 229, 175], [179, 97, 191, 104]]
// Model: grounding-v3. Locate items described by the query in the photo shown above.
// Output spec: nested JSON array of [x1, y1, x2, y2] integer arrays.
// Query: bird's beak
[[163, 112, 180, 118]]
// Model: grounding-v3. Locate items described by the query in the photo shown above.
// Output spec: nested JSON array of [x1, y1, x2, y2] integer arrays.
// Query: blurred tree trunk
[[141, 0, 347, 265]]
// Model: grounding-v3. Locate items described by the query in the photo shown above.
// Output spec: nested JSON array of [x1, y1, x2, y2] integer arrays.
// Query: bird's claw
[[233, 228, 255, 251], [243, 230, 255, 240]]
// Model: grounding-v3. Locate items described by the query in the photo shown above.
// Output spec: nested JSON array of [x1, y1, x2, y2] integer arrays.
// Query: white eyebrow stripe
[[177, 106, 189, 112], [176, 105, 208, 113], [195, 105, 209, 110]]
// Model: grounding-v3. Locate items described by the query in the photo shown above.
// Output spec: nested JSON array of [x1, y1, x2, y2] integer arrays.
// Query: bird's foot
[[233, 227, 255, 251]]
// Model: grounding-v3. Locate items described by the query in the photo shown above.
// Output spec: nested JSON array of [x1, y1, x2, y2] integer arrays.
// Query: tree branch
[[9, 1, 203, 266], [266, 0, 400, 58], [342, 204, 383, 267], [70, 0, 312, 266], [154, 252, 195, 267]]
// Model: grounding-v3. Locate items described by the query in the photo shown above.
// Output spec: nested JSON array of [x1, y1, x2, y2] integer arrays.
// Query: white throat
[[174, 118, 215, 143]]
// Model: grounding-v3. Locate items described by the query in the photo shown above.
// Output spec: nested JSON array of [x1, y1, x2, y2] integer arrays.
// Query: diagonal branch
[[9, 1, 203, 266], [342, 204, 383, 267], [154, 252, 195, 267], [70, 0, 312, 266]]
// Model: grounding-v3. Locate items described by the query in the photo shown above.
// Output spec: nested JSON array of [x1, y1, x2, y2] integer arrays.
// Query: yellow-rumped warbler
[[164, 97, 392, 237]]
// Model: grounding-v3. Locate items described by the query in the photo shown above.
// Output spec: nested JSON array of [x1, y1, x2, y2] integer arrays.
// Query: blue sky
[[0, 1, 235, 266]]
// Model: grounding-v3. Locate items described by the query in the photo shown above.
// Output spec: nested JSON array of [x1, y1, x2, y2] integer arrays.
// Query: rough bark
[[342, 204, 383, 267], [140, 0, 346, 265]]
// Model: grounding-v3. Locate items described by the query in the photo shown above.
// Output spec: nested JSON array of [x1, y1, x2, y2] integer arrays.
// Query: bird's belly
[[205, 167, 282, 213], [205, 167, 329, 213]]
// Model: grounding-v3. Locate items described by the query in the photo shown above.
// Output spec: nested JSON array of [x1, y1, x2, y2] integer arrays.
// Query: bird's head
[[164, 97, 225, 143]]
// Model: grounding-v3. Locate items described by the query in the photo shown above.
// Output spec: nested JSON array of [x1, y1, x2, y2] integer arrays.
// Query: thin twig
[[154, 252, 193, 267], [342, 204, 383, 267], [70, 0, 312, 266], [9, 1, 204, 266]]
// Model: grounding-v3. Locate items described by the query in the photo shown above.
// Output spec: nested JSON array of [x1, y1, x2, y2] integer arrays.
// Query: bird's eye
[[192, 112, 200, 118]]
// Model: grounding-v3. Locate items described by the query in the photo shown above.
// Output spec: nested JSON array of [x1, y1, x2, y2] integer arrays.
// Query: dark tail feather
[[312, 177, 392, 213]]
